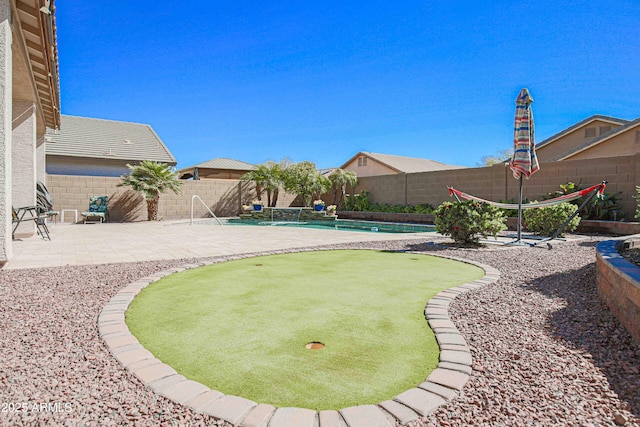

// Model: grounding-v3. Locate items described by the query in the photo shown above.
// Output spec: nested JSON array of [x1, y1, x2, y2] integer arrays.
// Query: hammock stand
[[447, 181, 607, 246]]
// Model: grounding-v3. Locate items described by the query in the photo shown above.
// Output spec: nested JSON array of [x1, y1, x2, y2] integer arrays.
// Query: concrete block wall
[[45, 175, 298, 222], [356, 154, 639, 219]]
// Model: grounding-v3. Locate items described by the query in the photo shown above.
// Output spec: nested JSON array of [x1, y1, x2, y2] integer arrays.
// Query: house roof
[[178, 158, 256, 172], [342, 151, 464, 173], [12, 0, 61, 129], [536, 114, 630, 150], [551, 117, 640, 161], [45, 115, 177, 165]]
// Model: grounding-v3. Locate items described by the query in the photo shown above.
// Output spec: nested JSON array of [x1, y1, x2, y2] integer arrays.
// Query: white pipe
[[190, 195, 223, 225]]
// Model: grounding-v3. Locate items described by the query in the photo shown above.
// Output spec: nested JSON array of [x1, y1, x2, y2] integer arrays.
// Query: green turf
[[126, 250, 484, 410]]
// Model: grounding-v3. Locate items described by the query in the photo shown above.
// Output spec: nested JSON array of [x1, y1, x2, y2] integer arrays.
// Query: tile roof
[[343, 152, 464, 173], [536, 114, 629, 149], [45, 115, 176, 164], [178, 158, 256, 172]]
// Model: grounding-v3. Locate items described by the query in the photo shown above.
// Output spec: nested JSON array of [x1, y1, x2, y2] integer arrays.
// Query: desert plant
[[118, 160, 183, 221], [344, 190, 371, 211], [523, 202, 580, 236], [241, 159, 290, 207], [544, 181, 624, 221], [636, 186, 640, 220], [281, 161, 330, 207], [328, 168, 358, 208], [434, 200, 506, 244]]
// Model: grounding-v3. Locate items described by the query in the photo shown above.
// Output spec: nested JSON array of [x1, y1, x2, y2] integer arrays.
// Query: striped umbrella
[[509, 88, 538, 243], [509, 88, 538, 178]]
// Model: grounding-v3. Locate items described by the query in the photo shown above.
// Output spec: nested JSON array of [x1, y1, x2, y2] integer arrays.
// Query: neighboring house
[[340, 151, 464, 177], [536, 115, 640, 162], [1, 0, 61, 262], [178, 158, 255, 180], [45, 115, 177, 177]]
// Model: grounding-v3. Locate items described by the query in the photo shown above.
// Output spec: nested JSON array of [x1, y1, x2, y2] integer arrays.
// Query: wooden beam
[[15, 1, 38, 17]]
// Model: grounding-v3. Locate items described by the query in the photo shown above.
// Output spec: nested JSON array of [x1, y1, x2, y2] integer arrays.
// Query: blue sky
[[55, 1, 639, 169]]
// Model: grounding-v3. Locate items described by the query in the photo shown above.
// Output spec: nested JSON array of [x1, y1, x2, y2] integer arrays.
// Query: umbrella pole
[[516, 176, 523, 242]]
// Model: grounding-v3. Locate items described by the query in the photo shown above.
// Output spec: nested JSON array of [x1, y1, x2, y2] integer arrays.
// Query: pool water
[[211, 218, 436, 234]]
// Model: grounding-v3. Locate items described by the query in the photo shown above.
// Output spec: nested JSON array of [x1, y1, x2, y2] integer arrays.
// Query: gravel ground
[[0, 235, 638, 426]]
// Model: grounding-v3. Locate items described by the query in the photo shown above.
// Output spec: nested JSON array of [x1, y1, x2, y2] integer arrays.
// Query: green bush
[[343, 191, 434, 214], [635, 186, 640, 220], [344, 190, 371, 211], [434, 200, 506, 244], [523, 202, 580, 236], [544, 181, 625, 221]]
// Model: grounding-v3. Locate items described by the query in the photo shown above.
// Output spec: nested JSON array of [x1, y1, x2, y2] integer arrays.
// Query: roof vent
[[106, 148, 115, 156], [124, 139, 132, 144]]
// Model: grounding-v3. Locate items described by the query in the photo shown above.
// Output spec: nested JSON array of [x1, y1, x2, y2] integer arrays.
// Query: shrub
[[523, 202, 580, 236], [434, 200, 506, 244], [344, 190, 371, 211], [636, 186, 640, 220], [544, 181, 625, 221]]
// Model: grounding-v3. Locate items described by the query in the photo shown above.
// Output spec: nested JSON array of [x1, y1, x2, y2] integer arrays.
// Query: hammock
[[448, 181, 607, 210]]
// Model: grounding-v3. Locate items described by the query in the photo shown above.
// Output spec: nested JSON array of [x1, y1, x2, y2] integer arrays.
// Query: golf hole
[[305, 342, 325, 350]]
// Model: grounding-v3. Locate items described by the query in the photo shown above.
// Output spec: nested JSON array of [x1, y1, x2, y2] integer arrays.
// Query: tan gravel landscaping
[[0, 236, 638, 426]]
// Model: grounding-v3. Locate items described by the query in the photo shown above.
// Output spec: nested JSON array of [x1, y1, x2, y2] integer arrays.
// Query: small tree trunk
[[147, 198, 159, 221]]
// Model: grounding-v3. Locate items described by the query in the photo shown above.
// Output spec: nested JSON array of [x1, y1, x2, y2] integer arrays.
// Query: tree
[[328, 168, 358, 207], [241, 164, 269, 202], [118, 160, 183, 221], [241, 159, 290, 207], [282, 161, 330, 206], [477, 149, 513, 167]]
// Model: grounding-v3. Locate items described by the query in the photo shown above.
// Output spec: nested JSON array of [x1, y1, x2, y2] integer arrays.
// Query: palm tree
[[328, 168, 358, 207], [241, 164, 269, 203], [241, 159, 290, 207], [118, 160, 183, 221]]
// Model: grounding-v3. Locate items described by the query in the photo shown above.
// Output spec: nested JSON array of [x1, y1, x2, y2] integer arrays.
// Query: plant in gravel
[[523, 202, 580, 236], [634, 185, 640, 220], [544, 181, 625, 221], [118, 160, 183, 221], [434, 200, 506, 244]]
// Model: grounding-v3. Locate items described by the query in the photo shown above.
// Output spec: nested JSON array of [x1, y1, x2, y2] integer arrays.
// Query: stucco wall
[[11, 100, 36, 237], [536, 119, 623, 162], [46, 156, 134, 177], [355, 154, 639, 220], [46, 175, 297, 222], [571, 127, 640, 160], [343, 156, 397, 177], [0, 0, 11, 262]]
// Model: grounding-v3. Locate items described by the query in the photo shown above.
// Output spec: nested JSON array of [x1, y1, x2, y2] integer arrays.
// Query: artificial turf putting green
[[126, 250, 484, 410]]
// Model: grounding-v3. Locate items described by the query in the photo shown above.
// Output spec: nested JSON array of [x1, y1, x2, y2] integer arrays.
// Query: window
[[357, 156, 367, 167], [585, 127, 596, 138], [599, 126, 611, 135]]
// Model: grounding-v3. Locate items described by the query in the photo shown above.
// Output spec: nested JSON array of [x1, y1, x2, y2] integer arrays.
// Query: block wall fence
[[46, 153, 638, 223], [354, 154, 639, 221], [45, 175, 296, 222]]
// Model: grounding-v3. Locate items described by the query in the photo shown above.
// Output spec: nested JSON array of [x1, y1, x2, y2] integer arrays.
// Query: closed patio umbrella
[[509, 88, 538, 243]]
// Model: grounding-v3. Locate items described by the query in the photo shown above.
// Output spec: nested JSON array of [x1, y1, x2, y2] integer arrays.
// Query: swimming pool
[[195, 218, 436, 234]]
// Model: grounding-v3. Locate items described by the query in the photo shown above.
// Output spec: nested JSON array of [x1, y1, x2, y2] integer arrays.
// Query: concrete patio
[[5, 220, 434, 270]]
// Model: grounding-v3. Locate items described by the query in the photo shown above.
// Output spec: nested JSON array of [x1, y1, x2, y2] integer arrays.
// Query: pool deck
[[5, 219, 436, 270]]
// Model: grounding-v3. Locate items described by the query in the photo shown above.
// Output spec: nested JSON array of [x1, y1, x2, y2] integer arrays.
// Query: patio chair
[[81, 195, 109, 224], [36, 181, 59, 223], [12, 205, 51, 240]]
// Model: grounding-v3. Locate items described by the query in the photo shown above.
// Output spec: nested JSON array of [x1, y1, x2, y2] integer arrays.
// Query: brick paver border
[[98, 250, 500, 426]]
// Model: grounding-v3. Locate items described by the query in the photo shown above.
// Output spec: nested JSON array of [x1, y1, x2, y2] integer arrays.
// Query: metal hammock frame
[[447, 181, 607, 245]]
